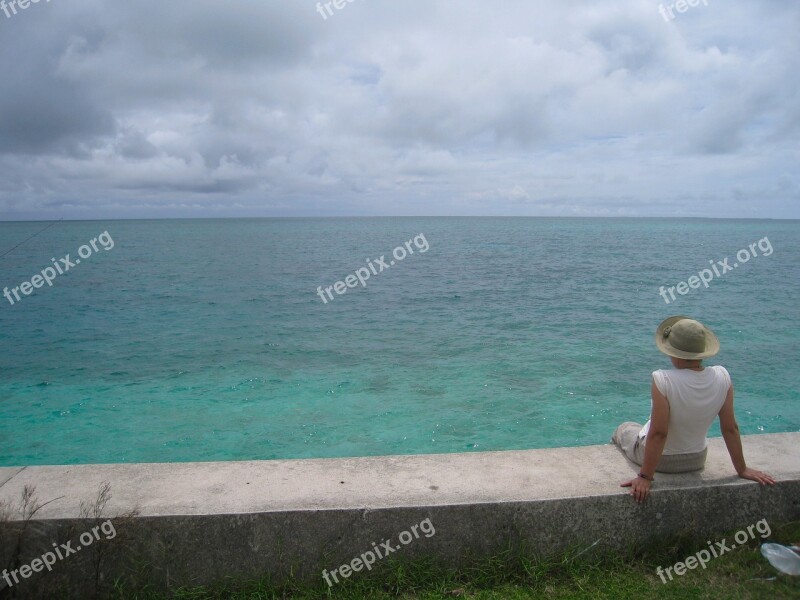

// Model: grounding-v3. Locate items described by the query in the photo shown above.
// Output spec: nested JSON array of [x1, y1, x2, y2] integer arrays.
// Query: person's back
[[642, 365, 730, 454]]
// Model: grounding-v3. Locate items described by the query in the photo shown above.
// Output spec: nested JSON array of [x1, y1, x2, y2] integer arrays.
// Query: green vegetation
[[114, 522, 799, 600]]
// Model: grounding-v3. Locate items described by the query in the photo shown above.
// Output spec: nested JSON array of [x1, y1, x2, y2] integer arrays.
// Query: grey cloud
[[0, 0, 798, 219], [0, 23, 114, 154]]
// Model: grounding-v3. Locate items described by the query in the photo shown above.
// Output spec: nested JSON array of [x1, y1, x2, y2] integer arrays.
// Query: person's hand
[[738, 468, 776, 485], [621, 476, 651, 503]]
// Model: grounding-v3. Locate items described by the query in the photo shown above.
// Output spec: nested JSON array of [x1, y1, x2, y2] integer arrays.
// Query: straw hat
[[655, 316, 720, 359]]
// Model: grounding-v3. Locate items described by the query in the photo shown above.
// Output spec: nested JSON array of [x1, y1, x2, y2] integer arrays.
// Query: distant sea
[[1, 217, 798, 466]]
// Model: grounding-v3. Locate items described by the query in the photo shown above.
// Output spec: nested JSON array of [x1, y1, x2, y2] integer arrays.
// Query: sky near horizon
[[0, 0, 797, 221]]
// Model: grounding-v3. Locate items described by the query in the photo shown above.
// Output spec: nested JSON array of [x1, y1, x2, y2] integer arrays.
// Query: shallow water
[[1, 217, 797, 466]]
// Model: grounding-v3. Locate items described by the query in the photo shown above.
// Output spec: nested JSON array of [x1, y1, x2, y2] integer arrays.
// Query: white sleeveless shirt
[[639, 366, 731, 455]]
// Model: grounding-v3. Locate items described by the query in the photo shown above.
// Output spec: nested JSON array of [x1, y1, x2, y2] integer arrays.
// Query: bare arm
[[718, 383, 775, 485], [621, 377, 669, 503], [640, 378, 670, 480]]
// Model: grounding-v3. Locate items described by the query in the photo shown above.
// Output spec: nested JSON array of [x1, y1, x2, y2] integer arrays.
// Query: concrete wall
[[1, 432, 798, 598]]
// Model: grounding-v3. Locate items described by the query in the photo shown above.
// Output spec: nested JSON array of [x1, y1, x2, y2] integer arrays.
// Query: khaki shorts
[[612, 422, 707, 473]]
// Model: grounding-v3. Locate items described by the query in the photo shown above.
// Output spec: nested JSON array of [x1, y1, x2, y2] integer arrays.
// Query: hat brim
[[655, 316, 720, 359]]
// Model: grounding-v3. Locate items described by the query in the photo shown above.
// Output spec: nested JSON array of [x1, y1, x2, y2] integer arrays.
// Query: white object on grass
[[760, 543, 800, 576]]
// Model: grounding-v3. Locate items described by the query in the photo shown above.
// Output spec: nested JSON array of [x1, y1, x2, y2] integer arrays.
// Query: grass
[[111, 521, 800, 600]]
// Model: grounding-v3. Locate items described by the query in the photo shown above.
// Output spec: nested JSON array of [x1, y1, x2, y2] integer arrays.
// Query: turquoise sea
[[0, 218, 798, 466]]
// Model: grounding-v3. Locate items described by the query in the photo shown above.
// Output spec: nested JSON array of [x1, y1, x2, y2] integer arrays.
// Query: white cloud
[[0, 0, 797, 219]]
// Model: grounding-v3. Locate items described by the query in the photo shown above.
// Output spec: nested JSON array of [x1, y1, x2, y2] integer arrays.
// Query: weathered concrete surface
[[0, 433, 798, 598]]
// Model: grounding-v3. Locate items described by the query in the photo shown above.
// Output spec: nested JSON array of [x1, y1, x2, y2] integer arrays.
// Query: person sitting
[[613, 316, 775, 503]]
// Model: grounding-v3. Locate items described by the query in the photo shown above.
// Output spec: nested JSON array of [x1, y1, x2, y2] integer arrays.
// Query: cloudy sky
[[0, 0, 797, 220]]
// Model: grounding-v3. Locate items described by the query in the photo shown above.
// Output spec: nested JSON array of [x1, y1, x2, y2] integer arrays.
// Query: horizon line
[[2, 215, 799, 224]]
